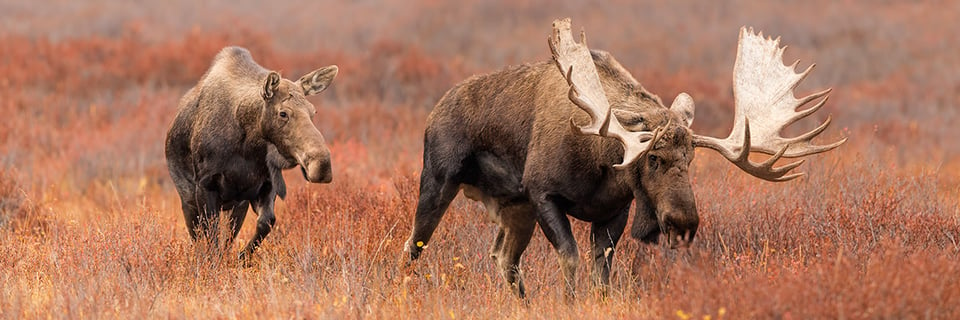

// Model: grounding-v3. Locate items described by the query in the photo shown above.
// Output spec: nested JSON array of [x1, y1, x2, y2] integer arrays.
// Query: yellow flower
[[676, 310, 692, 320], [416, 241, 425, 247]]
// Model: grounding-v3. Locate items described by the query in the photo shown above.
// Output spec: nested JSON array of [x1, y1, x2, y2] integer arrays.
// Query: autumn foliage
[[2, 1, 958, 319]]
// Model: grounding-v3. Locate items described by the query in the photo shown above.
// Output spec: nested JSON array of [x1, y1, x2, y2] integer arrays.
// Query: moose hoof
[[407, 246, 423, 260], [404, 239, 426, 260], [238, 251, 256, 268]]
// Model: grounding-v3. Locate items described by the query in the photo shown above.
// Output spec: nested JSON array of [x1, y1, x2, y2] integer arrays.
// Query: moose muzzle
[[655, 181, 699, 249], [298, 148, 332, 183]]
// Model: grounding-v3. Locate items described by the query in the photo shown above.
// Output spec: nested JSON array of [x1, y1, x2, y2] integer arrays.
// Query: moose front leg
[[227, 201, 250, 247], [534, 196, 579, 300], [239, 194, 276, 262], [590, 207, 628, 297]]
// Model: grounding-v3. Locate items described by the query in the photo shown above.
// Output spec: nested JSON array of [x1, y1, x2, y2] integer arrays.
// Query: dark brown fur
[[404, 50, 698, 298], [165, 47, 337, 260]]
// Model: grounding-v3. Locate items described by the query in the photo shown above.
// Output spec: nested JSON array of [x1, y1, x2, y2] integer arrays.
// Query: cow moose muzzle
[[300, 153, 332, 183], [295, 144, 332, 184], [286, 124, 333, 184]]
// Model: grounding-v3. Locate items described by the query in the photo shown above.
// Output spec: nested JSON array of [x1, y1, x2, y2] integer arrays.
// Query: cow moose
[[404, 18, 845, 298], [165, 46, 337, 260]]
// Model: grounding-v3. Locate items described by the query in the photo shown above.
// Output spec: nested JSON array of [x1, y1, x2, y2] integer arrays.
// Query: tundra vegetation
[[1, 1, 959, 319]]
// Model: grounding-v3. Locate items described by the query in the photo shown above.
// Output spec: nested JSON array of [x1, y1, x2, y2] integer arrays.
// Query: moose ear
[[670, 92, 695, 127], [298, 65, 338, 96], [612, 109, 647, 131], [262, 71, 281, 100]]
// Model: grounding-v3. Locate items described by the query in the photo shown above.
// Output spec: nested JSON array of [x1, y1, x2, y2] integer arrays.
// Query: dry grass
[[2, 1, 959, 319]]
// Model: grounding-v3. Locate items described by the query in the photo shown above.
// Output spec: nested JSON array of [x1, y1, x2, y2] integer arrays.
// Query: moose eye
[[279, 111, 288, 119], [648, 155, 659, 170]]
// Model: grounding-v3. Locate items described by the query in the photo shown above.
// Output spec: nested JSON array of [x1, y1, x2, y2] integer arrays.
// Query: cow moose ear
[[262, 71, 281, 100], [670, 92, 695, 127], [298, 65, 338, 96]]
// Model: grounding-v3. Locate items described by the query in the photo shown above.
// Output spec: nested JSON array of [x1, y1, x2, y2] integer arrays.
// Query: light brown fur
[[165, 47, 337, 260]]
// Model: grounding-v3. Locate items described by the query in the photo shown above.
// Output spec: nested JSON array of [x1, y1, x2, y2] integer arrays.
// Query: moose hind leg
[[492, 202, 536, 299], [405, 166, 460, 260], [462, 184, 505, 260], [197, 182, 223, 255], [590, 208, 629, 297]]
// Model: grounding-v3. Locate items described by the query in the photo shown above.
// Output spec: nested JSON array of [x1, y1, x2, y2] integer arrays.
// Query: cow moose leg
[[534, 196, 580, 300], [492, 202, 536, 298], [589, 208, 629, 298], [405, 167, 460, 260], [240, 196, 276, 262], [197, 176, 223, 256], [181, 198, 202, 241], [227, 201, 250, 247]]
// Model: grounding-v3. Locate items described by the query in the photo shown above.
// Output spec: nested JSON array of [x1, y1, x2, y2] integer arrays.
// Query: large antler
[[693, 27, 846, 181], [549, 18, 660, 168]]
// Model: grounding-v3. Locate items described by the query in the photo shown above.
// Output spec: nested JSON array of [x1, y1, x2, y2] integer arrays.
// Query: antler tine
[[752, 88, 838, 157], [550, 18, 655, 168], [693, 27, 846, 182], [778, 115, 847, 156], [794, 88, 831, 121], [725, 119, 807, 181], [564, 66, 613, 137], [563, 64, 654, 168]]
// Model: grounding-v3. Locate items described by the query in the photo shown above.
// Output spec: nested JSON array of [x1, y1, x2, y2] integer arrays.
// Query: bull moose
[[404, 18, 845, 298], [165, 46, 337, 260]]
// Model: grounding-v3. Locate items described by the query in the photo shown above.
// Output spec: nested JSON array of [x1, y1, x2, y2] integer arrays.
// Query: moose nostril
[[315, 157, 332, 183], [319, 158, 331, 173]]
